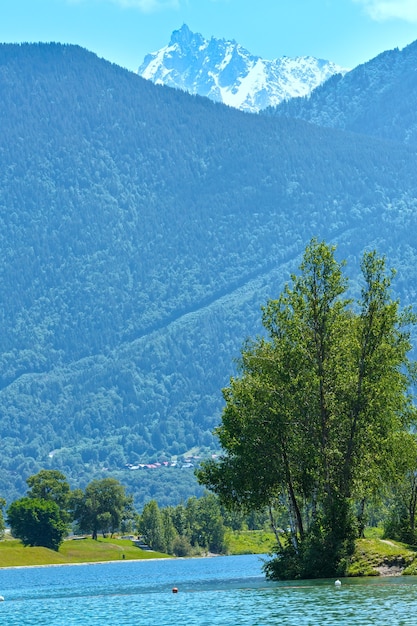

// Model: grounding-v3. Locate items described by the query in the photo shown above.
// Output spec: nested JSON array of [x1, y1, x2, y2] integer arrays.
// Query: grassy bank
[[225, 530, 276, 555], [2, 530, 417, 575], [0, 531, 273, 568], [227, 528, 417, 577], [0, 536, 170, 568], [347, 537, 417, 576]]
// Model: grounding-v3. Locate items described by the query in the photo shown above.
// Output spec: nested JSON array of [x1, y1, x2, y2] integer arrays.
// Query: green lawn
[[347, 537, 416, 576], [226, 530, 276, 555], [0, 530, 276, 568], [0, 536, 170, 568]]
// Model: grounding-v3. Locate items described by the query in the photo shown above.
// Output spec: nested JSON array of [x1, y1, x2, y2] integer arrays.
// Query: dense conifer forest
[[1, 42, 417, 507], [268, 39, 417, 146]]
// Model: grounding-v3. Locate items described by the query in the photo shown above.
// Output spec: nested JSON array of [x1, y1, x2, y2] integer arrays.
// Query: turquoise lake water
[[0, 554, 416, 625]]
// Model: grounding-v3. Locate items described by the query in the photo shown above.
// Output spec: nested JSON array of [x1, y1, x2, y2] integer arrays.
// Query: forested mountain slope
[[1, 43, 417, 507], [269, 39, 417, 146]]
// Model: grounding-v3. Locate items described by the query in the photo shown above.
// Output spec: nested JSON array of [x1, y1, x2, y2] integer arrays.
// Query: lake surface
[[0, 554, 416, 625]]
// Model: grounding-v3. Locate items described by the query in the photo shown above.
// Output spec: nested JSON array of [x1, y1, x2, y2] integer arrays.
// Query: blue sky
[[2, 0, 417, 72]]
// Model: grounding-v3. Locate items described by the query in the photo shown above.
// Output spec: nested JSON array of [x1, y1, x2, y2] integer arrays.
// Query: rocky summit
[[138, 24, 349, 113]]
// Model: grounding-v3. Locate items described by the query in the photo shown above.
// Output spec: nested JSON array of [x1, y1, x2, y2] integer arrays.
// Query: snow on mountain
[[138, 24, 349, 113]]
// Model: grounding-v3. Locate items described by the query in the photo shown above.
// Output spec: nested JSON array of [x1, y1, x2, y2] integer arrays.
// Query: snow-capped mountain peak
[[138, 24, 349, 113]]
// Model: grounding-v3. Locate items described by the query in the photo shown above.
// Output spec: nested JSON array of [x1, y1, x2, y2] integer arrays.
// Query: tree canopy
[[6, 470, 72, 551], [72, 478, 134, 540], [7, 497, 68, 551], [26, 469, 71, 519], [197, 239, 417, 579], [138, 493, 227, 555]]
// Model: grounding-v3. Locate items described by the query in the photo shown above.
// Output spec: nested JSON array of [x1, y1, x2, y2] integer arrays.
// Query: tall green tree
[[5, 471, 72, 551], [7, 497, 67, 551], [383, 432, 417, 544], [139, 500, 166, 552], [73, 478, 133, 540], [160, 507, 178, 554], [185, 494, 226, 554], [26, 470, 72, 523], [197, 239, 416, 579]]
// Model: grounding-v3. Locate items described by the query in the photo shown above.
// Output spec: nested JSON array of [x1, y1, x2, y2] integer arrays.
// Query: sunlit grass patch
[[0, 536, 170, 568], [225, 530, 276, 555], [348, 538, 416, 577]]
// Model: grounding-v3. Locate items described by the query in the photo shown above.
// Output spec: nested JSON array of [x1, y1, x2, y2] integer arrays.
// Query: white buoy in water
[[335, 580, 341, 587], [0, 595, 4, 601]]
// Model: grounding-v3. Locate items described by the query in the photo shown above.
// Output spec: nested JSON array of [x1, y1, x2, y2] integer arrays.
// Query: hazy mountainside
[[269, 39, 417, 145], [138, 24, 347, 113], [1, 43, 417, 508]]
